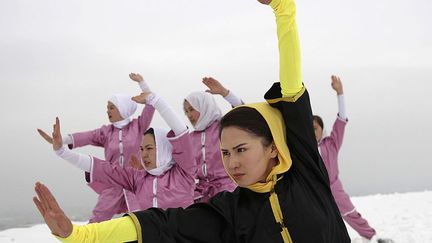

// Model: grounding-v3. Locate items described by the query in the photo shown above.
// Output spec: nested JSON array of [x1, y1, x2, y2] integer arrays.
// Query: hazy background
[[1, 0, 431, 230]]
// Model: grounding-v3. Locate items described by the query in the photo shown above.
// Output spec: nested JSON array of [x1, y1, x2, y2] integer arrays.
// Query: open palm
[[33, 182, 73, 238]]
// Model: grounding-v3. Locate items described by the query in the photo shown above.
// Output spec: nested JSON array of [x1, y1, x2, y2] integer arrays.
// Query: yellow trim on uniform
[[127, 213, 143, 243], [266, 87, 305, 104], [269, 175, 293, 243]]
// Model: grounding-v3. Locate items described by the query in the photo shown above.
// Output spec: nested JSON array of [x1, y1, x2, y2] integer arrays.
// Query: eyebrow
[[144, 144, 154, 148], [221, 143, 248, 151]]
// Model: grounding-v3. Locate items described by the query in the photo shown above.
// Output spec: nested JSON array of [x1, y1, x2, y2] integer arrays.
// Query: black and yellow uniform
[[57, 0, 350, 242], [126, 86, 350, 243]]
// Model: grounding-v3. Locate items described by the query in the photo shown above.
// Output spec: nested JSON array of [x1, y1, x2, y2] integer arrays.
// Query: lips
[[233, 173, 245, 180], [143, 161, 151, 166]]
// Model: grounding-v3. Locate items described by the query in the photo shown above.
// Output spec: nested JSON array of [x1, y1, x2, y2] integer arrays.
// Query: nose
[[187, 114, 194, 122], [141, 149, 149, 159], [227, 155, 240, 170]]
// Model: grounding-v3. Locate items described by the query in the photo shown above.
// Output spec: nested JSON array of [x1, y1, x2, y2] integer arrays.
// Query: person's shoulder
[[98, 123, 114, 131]]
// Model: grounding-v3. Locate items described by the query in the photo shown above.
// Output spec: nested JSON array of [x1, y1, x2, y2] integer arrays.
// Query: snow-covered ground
[[0, 191, 431, 243]]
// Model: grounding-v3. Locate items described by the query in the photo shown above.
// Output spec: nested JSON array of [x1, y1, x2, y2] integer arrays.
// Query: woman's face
[[183, 100, 200, 127], [313, 120, 323, 142], [220, 126, 278, 187], [106, 101, 123, 123], [140, 134, 157, 170]]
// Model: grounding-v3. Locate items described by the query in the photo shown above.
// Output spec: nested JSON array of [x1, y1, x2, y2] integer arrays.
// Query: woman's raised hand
[[202, 77, 229, 97], [331, 75, 344, 95], [52, 117, 63, 151], [129, 73, 144, 83], [130, 154, 144, 170], [132, 92, 152, 104]]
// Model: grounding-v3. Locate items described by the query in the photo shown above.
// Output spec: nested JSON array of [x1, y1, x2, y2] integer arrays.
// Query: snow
[[1, 191, 431, 243]]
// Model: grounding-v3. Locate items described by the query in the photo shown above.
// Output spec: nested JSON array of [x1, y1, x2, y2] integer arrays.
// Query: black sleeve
[[264, 83, 329, 185], [129, 192, 236, 243]]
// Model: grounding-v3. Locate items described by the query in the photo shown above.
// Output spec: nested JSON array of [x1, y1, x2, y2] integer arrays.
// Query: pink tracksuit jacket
[[89, 130, 196, 210], [70, 105, 155, 221], [191, 121, 237, 202]]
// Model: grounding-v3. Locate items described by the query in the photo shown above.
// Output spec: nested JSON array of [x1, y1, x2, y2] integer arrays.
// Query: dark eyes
[[222, 148, 246, 157], [237, 148, 246, 153], [141, 146, 153, 151]]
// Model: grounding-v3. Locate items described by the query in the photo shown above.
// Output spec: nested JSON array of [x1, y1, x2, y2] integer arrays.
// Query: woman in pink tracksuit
[[184, 77, 244, 202], [37, 73, 155, 222], [51, 90, 196, 210], [313, 75, 376, 241]]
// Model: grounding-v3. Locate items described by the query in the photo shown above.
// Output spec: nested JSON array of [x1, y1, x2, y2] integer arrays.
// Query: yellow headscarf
[[222, 102, 293, 193]]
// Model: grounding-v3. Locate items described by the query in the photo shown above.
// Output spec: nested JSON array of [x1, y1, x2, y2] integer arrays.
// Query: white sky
[[1, 0, 431, 226]]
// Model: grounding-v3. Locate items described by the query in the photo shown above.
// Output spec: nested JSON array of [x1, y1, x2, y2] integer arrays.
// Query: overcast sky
[[1, 0, 431, 227]]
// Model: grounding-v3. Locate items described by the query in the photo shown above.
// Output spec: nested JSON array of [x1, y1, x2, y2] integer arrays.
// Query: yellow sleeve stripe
[[127, 213, 143, 243], [266, 87, 305, 103]]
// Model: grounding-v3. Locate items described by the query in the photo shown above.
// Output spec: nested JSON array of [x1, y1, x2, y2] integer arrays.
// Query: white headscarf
[[144, 127, 175, 176], [185, 91, 222, 131], [109, 94, 137, 129]]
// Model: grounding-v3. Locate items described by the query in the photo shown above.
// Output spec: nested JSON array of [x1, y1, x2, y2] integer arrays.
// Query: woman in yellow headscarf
[[33, 0, 350, 242]]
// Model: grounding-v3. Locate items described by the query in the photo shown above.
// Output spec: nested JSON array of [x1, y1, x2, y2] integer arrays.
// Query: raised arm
[[269, 0, 303, 97], [133, 92, 187, 136], [328, 75, 347, 150], [263, 0, 327, 181], [331, 75, 347, 120], [202, 76, 244, 107], [129, 73, 156, 131]]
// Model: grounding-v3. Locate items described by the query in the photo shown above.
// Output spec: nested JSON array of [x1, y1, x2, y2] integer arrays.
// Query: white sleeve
[[55, 146, 92, 172], [62, 135, 73, 145], [138, 81, 151, 93], [337, 94, 347, 120], [223, 90, 244, 107], [146, 93, 187, 136]]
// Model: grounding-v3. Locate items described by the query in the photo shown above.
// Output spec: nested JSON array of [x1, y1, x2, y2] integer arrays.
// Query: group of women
[[37, 74, 242, 221], [33, 0, 392, 242]]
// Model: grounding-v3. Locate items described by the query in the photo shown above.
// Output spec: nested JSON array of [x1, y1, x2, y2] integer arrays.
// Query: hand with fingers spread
[[132, 92, 152, 105], [331, 75, 344, 95], [129, 73, 144, 83], [52, 117, 63, 151], [202, 77, 229, 97], [37, 128, 53, 145], [130, 154, 144, 170], [33, 182, 73, 238]]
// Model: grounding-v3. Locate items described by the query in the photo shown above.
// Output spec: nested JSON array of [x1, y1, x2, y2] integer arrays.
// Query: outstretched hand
[[52, 117, 63, 151], [331, 75, 343, 95], [202, 77, 229, 97], [132, 92, 151, 104], [129, 73, 144, 83], [33, 182, 73, 238], [130, 154, 144, 170]]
